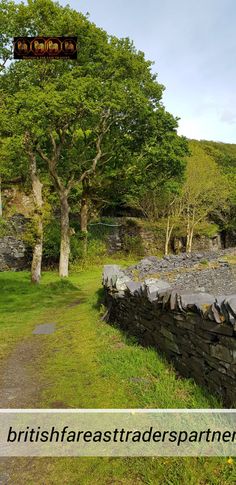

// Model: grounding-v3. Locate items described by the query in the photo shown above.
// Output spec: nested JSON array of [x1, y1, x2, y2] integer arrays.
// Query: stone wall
[[103, 265, 236, 406], [0, 236, 28, 271], [104, 218, 223, 255], [0, 214, 29, 271], [173, 234, 222, 253]]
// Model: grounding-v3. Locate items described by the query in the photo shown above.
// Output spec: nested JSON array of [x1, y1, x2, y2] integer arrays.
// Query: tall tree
[[182, 142, 230, 253], [1, 0, 188, 275]]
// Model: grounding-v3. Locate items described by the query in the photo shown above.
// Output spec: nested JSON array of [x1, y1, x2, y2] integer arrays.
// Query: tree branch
[[78, 108, 112, 184], [35, 145, 50, 164]]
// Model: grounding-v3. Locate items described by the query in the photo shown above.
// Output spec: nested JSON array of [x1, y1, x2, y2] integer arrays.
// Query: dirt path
[[0, 292, 82, 484], [0, 336, 46, 484], [0, 302, 79, 484], [0, 338, 44, 408]]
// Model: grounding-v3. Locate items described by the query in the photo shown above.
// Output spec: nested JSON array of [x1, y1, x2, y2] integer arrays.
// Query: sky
[[15, 0, 236, 143]]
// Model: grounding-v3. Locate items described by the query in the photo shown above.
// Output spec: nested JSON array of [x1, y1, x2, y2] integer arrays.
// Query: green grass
[[0, 263, 235, 484]]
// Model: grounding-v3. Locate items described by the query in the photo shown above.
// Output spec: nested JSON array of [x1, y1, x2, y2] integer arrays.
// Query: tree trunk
[[0, 177, 2, 217], [186, 206, 191, 253], [80, 181, 89, 257], [165, 216, 170, 255], [31, 230, 43, 284], [28, 152, 43, 284], [165, 212, 175, 256], [165, 216, 174, 256], [35, 131, 74, 278], [188, 228, 194, 253], [59, 193, 70, 277]]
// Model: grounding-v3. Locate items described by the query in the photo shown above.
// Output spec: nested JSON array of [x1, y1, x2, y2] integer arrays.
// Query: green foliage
[[43, 219, 60, 265], [190, 140, 236, 232], [0, 217, 9, 236], [1, 0, 171, 188], [194, 221, 219, 238], [21, 216, 40, 247], [173, 221, 219, 238], [83, 237, 107, 260], [184, 141, 229, 211], [0, 0, 188, 237], [123, 234, 144, 256], [199, 140, 236, 173], [42, 219, 108, 266], [70, 233, 107, 263]]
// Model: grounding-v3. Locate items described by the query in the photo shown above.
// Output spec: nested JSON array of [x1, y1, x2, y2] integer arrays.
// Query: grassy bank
[[0, 262, 235, 484]]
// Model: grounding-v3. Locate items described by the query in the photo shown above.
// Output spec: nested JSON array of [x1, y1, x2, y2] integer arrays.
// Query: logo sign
[[13, 37, 78, 60]]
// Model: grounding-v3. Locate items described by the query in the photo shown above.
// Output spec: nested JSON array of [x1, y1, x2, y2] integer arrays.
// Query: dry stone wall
[[103, 265, 236, 407]]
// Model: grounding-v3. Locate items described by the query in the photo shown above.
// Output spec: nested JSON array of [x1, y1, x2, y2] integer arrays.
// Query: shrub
[[0, 218, 10, 237], [123, 234, 144, 256], [43, 220, 61, 265]]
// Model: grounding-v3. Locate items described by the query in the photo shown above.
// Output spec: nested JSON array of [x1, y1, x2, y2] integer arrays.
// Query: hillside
[[194, 139, 236, 171]]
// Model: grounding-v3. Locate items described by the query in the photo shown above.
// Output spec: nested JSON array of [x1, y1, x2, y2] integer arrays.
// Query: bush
[[0, 218, 10, 237], [123, 234, 144, 256], [43, 219, 108, 267], [87, 238, 107, 258], [43, 220, 61, 265]]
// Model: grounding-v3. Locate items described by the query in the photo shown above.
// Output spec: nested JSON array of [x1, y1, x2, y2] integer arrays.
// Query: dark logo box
[[13, 37, 78, 59]]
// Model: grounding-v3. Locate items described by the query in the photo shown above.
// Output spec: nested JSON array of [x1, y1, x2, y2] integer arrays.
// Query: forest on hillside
[[1, 0, 236, 283]]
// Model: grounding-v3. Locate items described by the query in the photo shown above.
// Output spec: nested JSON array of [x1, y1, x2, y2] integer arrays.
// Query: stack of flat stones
[[102, 263, 236, 406], [124, 249, 236, 278], [103, 264, 236, 326], [124, 250, 236, 296]]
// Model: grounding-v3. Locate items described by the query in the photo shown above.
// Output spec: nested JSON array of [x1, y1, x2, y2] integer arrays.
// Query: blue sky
[[16, 0, 236, 143]]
